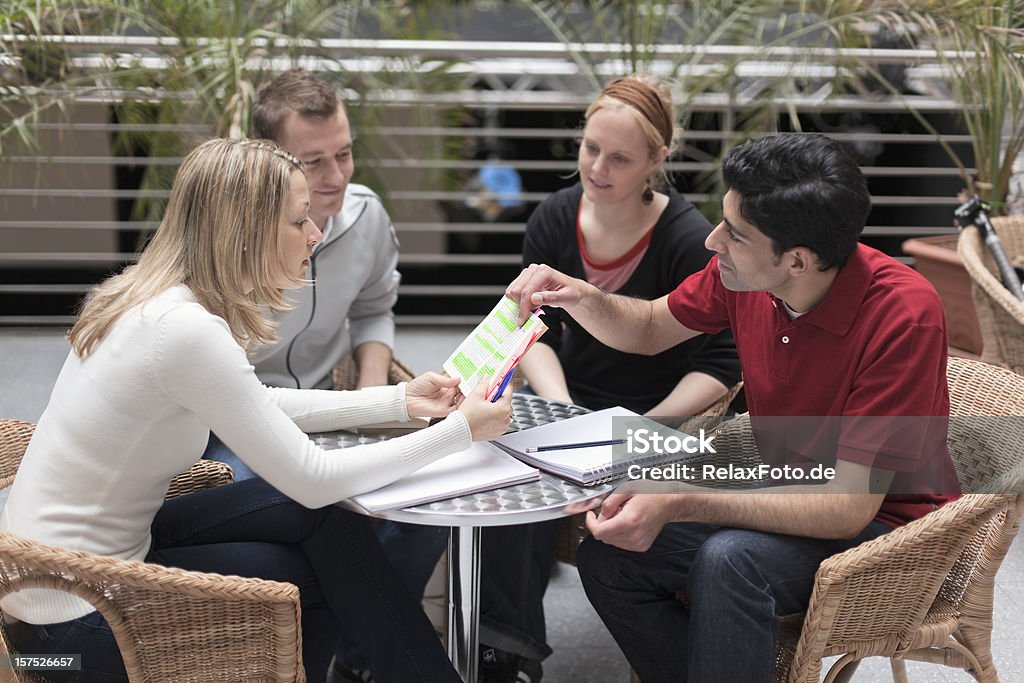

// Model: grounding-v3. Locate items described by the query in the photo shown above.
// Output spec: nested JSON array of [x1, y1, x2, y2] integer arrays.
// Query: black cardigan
[[522, 184, 741, 414]]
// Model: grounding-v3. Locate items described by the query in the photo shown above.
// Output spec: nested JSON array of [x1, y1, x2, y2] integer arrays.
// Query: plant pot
[[902, 235, 983, 356]]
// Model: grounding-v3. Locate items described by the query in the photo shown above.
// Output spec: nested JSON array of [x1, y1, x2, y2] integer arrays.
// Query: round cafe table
[[317, 394, 613, 682]]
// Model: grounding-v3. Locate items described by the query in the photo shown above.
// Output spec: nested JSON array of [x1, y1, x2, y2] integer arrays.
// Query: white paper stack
[[349, 442, 540, 512]]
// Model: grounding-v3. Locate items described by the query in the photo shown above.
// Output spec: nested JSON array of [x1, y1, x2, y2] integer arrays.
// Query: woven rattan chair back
[[0, 533, 305, 683], [0, 420, 34, 490], [907, 357, 1024, 682], [946, 357, 1024, 493], [331, 355, 416, 391], [0, 418, 304, 682], [958, 219, 1024, 375], [780, 493, 1017, 683]]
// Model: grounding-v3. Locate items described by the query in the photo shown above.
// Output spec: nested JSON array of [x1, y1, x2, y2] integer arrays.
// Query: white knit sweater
[[0, 285, 470, 623]]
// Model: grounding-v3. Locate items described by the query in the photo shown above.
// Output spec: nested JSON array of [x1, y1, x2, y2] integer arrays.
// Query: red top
[[576, 204, 655, 292], [667, 244, 960, 527]]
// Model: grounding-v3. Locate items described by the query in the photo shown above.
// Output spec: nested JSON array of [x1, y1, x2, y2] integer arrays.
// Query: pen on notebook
[[525, 439, 626, 453]]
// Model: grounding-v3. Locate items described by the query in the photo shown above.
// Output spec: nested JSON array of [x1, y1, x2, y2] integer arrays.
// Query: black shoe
[[518, 657, 543, 683], [329, 656, 373, 683], [479, 647, 542, 683], [479, 647, 519, 683]]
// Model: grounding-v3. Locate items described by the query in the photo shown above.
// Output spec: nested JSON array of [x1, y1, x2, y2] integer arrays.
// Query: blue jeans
[[577, 517, 890, 683], [4, 611, 125, 683], [478, 521, 558, 662], [337, 520, 448, 671], [336, 522, 556, 668], [5, 478, 459, 683], [202, 431, 257, 481]]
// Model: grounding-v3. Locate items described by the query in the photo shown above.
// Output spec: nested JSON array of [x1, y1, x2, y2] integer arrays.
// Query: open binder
[[348, 442, 540, 512]]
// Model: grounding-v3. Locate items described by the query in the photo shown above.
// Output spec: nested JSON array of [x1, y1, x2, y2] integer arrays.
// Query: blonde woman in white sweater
[[0, 138, 509, 682]]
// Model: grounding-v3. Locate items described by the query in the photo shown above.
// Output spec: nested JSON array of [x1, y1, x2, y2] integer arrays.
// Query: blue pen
[[490, 368, 515, 402]]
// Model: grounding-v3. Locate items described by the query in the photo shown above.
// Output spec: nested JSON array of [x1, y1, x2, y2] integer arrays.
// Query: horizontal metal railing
[[0, 34, 975, 60], [0, 37, 980, 325]]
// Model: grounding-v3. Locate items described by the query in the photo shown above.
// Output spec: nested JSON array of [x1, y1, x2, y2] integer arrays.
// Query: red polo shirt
[[667, 244, 960, 527]]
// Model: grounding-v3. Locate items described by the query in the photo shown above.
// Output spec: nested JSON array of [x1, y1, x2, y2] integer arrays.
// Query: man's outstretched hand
[[506, 263, 589, 325]]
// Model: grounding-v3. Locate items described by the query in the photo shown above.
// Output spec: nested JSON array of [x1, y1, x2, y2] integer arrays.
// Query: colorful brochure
[[443, 296, 547, 399]]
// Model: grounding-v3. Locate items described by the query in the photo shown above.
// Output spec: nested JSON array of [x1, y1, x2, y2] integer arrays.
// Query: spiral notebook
[[493, 407, 644, 486], [349, 442, 540, 513]]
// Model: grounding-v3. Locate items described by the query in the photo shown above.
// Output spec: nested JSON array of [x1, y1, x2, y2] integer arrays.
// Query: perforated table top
[[316, 393, 614, 526]]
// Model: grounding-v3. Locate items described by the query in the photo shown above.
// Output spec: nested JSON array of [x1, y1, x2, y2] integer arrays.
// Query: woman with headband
[[520, 74, 739, 418], [473, 75, 741, 682], [0, 138, 511, 682]]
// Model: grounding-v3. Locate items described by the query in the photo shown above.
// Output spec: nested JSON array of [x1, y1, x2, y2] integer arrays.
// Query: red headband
[[600, 78, 673, 148]]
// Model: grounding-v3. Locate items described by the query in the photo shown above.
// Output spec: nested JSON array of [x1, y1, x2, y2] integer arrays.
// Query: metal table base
[[448, 526, 480, 681]]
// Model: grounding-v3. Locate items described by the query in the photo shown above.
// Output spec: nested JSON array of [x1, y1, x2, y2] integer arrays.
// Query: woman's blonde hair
[[584, 73, 679, 192], [69, 138, 304, 357]]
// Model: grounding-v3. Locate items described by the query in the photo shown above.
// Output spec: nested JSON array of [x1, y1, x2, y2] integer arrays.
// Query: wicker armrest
[[957, 221, 1024, 374], [788, 493, 1013, 672], [699, 381, 744, 418], [678, 413, 765, 489], [0, 531, 304, 682], [165, 460, 234, 500], [705, 412, 757, 453], [555, 512, 589, 566]]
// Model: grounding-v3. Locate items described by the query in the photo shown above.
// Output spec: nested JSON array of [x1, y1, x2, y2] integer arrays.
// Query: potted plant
[[876, 1, 1024, 355], [1, 0, 466, 223]]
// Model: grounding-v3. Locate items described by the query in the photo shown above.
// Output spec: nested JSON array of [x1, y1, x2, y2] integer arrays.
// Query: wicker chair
[[774, 356, 1024, 683], [554, 381, 744, 565], [0, 418, 307, 683], [957, 219, 1024, 375], [331, 354, 416, 391], [619, 358, 1022, 682]]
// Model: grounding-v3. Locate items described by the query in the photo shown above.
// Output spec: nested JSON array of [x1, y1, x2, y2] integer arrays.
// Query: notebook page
[[349, 442, 540, 512]]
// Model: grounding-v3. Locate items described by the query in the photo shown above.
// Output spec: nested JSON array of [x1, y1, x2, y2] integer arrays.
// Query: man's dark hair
[[252, 68, 341, 141], [721, 133, 870, 270]]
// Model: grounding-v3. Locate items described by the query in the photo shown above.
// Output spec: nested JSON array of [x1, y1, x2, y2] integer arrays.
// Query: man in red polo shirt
[[506, 133, 959, 682]]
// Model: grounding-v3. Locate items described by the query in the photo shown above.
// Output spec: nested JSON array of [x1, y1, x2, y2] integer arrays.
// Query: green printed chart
[[443, 296, 547, 396]]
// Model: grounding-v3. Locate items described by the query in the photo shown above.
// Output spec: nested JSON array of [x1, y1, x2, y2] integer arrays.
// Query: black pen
[[525, 439, 626, 453]]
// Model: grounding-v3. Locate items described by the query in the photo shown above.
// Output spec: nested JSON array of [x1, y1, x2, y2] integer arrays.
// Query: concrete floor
[[1, 326, 1021, 682]]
